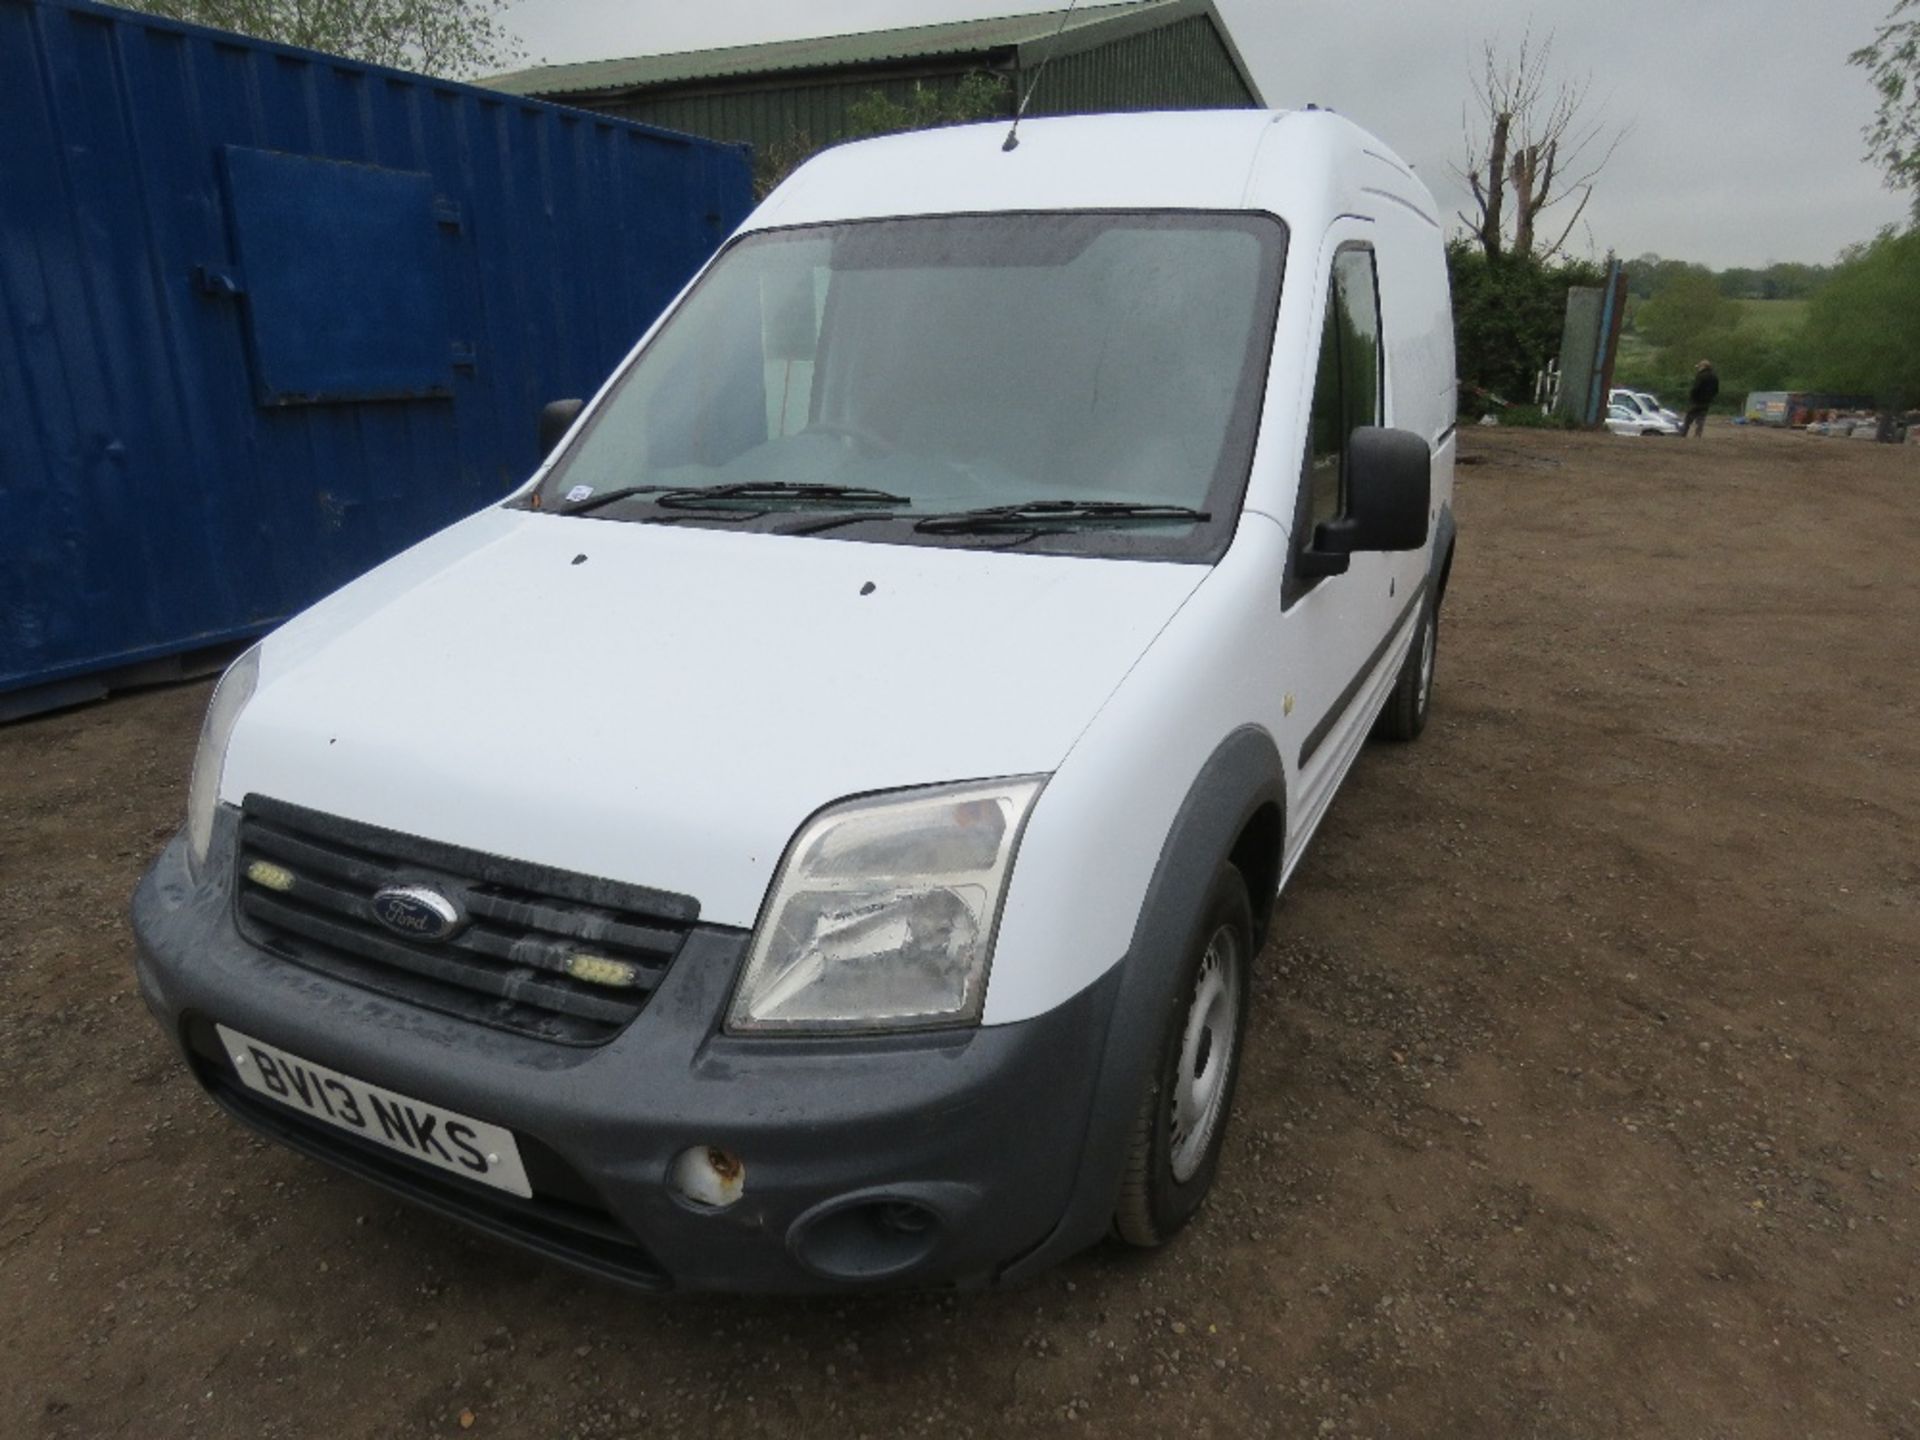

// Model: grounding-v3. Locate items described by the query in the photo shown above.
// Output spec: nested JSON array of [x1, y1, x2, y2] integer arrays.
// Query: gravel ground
[[2, 423, 1916, 1439]]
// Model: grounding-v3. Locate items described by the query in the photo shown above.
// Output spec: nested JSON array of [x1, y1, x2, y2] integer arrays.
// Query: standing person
[[1680, 360, 1719, 438]]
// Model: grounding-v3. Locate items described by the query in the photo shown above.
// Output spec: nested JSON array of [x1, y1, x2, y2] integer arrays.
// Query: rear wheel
[[1113, 864, 1253, 1247], [1374, 596, 1437, 742]]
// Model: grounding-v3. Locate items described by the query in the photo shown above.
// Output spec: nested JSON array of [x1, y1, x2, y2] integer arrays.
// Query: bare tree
[[121, 0, 523, 79], [1455, 31, 1626, 261]]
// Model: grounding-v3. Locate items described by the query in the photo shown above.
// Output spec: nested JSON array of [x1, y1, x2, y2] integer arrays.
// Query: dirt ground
[[2, 423, 1916, 1440]]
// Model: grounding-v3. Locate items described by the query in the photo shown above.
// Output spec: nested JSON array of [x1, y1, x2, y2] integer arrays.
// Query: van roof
[[750, 109, 1437, 232]]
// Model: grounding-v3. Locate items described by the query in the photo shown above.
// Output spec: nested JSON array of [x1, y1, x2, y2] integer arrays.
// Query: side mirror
[[539, 398, 585, 460], [1299, 426, 1431, 577]]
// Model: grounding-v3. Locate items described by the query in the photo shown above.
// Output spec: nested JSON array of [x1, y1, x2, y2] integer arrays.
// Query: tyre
[[1374, 596, 1437, 742], [1113, 863, 1253, 1247]]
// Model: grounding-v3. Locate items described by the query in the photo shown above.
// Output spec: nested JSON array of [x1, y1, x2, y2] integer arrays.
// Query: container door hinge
[[194, 264, 245, 298], [433, 196, 463, 230], [450, 341, 477, 372]]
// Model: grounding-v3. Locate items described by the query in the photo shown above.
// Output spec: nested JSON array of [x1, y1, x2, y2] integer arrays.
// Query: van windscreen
[[533, 211, 1286, 559]]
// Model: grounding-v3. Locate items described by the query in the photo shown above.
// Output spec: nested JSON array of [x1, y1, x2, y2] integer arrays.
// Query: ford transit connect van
[[133, 109, 1458, 1292]]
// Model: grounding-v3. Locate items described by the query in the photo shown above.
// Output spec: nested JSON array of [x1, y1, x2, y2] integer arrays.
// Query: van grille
[[234, 796, 699, 1045]]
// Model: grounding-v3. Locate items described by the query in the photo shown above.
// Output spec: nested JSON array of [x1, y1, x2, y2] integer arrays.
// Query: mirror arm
[[1295, 517, 1357, 579], [1313, 517, 1359, 554], [1295, 548, 1351, 580]]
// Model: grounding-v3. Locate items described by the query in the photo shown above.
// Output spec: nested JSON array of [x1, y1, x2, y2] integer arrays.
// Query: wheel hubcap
[[1169, 925, 1242, 1183]]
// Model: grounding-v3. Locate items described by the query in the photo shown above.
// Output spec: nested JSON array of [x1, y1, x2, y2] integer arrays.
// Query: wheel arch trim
[[997, 724, 1284, 1281], [1430, 501, 1457, 605]]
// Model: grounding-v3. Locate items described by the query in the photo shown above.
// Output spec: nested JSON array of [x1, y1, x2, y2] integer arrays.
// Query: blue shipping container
[[0, 0, 752, 711]]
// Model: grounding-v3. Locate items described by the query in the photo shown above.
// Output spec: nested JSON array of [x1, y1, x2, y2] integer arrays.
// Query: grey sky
[[501, 0, 1910, 268]]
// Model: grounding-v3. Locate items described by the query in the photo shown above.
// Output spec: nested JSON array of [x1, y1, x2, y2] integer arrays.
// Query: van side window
[[1304, 248, 1383, 530]]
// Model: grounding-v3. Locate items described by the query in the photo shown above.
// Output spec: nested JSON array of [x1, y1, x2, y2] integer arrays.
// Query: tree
[[119, 0, 522, 79], [1446, 239, 1604, 411], [754, 73, 1011, 197], [1796, 228, 1920, 408], [1852, 0, 1920, 220], [1757, 262, 1831, 300], [1455, 31, 1626, 261], [1620, 267, 1792, 402], [1634, 267, 1733, 351], [843, 73, 1012, 142], [1627, 256, 1832, 303], [1623, 253, 1712, 300]]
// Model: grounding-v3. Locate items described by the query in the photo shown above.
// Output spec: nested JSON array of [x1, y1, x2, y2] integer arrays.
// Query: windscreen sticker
[[564, 485, 593, 503]]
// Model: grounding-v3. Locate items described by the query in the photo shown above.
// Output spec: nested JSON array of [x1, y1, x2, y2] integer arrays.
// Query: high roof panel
[[750, 110, 1292, 228]]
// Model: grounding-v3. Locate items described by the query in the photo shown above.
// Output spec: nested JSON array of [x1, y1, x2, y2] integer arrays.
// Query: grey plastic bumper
[[131, 810, 1124, 1294]]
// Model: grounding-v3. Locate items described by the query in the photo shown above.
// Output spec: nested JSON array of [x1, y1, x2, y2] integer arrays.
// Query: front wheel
[[1374, 596, 1437, 742], [1112, 864, 1253, 1247]]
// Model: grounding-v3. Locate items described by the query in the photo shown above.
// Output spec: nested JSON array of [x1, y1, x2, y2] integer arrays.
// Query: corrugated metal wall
[[558, 17, 1259, 172], [0, 0, 751, 707], [591, 68, 1012, 163], [1029, 15, 1255, 115]]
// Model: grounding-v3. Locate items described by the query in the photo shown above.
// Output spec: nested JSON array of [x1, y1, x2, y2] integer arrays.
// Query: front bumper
[[131, 810, 1121, 1294]]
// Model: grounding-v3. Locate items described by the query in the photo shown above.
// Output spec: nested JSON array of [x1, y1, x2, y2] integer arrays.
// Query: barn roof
[[484, 0, 1261, 106]]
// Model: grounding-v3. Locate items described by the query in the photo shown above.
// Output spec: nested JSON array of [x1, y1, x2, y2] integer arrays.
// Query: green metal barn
[[483, 0, 1263, 171]]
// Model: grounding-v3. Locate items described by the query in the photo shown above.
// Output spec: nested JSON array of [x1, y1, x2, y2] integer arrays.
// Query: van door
[[1281, 235, 1402, 851]]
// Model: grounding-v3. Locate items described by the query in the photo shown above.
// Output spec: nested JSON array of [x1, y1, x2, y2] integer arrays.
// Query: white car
[[133, 110, 1458, 1292], [1606, 403, 1677, 436], [1609, 388, 1681, 430], [1635, 391, 1683, 427]]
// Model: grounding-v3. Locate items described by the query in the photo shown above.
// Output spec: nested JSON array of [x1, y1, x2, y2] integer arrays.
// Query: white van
[[133, 110, 1457, 1292]]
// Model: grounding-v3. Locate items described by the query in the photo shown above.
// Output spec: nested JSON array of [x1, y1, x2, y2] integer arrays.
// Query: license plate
[[215, 1025, 532, 1198]]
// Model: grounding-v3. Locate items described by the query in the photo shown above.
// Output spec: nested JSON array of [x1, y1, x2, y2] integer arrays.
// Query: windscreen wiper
[[776, 509, 905, 537], [655, 481, 910, 509], [553, 484, 674, 517], [557, 480, 908, 518], [913, 500, 1211, 534]]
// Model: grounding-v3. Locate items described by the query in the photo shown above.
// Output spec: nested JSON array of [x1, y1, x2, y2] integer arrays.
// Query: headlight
[[185, 646, 260, 880], [727, 777, 1045, 1034]]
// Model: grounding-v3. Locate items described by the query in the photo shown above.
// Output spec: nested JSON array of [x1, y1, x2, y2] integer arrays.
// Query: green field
[[1621, 296, 1809, 336], [1734, 298, 1810, 336], [1611, 325, 1664, 394], [1612, 296, 1812, 403]]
